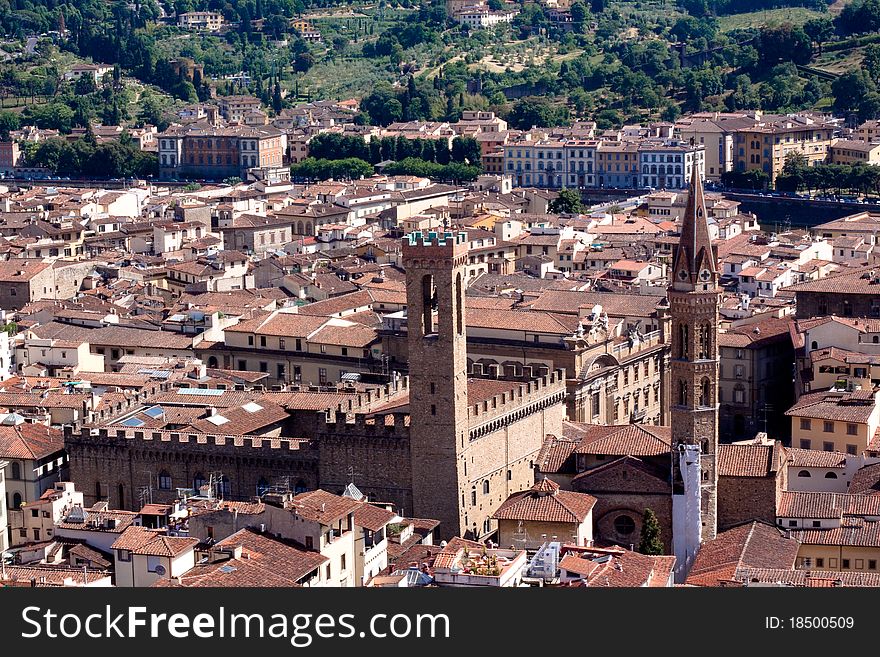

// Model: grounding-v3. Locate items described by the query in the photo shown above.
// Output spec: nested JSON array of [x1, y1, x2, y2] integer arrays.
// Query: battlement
[[402, 230, 469, 258], [320, 410, 411, 438], [66, 424, 314, 453], [467, 368, 567, 438], [333, 377, 409, 414]]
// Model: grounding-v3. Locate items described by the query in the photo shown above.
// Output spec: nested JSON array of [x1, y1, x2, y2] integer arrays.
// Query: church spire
[[672, 166, 717, 290]]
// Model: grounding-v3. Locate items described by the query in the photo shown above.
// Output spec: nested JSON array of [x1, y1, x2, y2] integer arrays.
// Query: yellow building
[[829, 139, 880, 166], [733, 114, 837, 183], [779, 491, 880, 573], [785, 389, 880, 455]]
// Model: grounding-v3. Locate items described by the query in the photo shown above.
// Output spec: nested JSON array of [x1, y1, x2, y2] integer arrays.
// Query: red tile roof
[[492, 478, 596, 524], [154, 528, 328, 587], [686, 522, 799, 587]]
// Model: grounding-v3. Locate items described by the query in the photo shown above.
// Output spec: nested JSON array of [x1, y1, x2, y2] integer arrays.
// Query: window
[[812, 520, 821, 528], [326, 564, 331, 579], [800, 439, 812, 449], [788, 520, 797, 527], [870, 560, 877, 570], [10, 461, 20, 479], [614, 515, 636, 536], [823, 421, 834, 433], [279, 338, 285, 350], [847, 444, 858, 455], [842, 559, 851, 569], [816, 558, 824, 568], [238, 360, 247, 371], [259, 362, 268, 373], [117, 549, 131, 562], [260, 336, 266, 347], [847, 423, 858, 436], [471, 490, 476, 506], [248, 335, 254, 346], [823, 441, 834, 452], [797, 470, 811, 478], [158, 471, 172, 490], [483, 480, 489, 495], [340, 554, 346, 572], [800, 418, 811, 431]]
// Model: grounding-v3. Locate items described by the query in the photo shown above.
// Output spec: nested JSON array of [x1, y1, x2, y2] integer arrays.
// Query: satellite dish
[[154, 564, 166, 576]]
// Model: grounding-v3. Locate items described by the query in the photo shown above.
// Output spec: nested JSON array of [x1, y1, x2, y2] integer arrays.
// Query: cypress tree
[[638, 508, 664, 555]]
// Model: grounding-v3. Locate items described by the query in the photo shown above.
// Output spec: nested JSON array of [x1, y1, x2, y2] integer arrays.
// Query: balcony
[[630, 408, 647, 423]]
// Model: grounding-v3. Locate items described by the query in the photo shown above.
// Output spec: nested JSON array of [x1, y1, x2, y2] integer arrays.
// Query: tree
[[548, 189, 584, 214], [272, 82, 283, 114], [638, 509, 664, 555], [451, 136, 481, 164], [294, 52, 315, 73], [508, 96, 569, 130], [803, 17, 833, 54]]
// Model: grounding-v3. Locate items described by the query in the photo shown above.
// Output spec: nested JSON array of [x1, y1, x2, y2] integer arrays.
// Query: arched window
[[12, 492, 22, 508], [698, 323, 711, 360], [482, 480, 489, 495], [679, 324, 689, 359], [678, 380, 688, 406], [117, 484, 125, 510], [10, 461, 20, 479], [843, 300, 852, 317], [811, 341, 818, 350], [825, 472, 838, 479], [471, 489, 477, 506], [207, 356, 219, 368], [699, 378, 711, 407], [158, 470, 172, 490], [797, 470, 812, 478], [193, 473, 206, 492]]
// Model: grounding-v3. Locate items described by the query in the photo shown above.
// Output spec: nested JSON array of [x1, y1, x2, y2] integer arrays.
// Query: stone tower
[[403, 230, 470, 539], [669, 167, 721, 572]]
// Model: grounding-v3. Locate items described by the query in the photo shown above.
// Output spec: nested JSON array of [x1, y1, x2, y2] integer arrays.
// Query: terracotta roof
[[353, 502, 398, 532], [111, 526, 198, 557], [287, 489, 361, 525], [0, 424, 64, 460], [492, 478, 596, 524], [732, 567, 880, 587], [790, 518, 880, 547], [536, 435, 579, 474], [776, 491, 880, 518], [849, 462, 880, 494], [784, 390, 877, 423], [560, 547, 675, 587], [565, 421, 671, 457], [154, 528, 328, 588], [686, 522, 800, 587], [717, 443, 780, 478], [784, 447, 847, 469]]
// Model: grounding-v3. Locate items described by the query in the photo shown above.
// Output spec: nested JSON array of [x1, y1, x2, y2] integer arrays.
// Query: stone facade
[[669, 168, 721, 541]]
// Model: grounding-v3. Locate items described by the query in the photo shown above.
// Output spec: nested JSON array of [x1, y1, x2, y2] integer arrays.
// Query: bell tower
[[403, 230, 470, 539], [669, 167, 721, 579]]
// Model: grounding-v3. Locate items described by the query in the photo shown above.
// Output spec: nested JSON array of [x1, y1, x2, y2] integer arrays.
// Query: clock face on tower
[[699, 269, 712, 282]]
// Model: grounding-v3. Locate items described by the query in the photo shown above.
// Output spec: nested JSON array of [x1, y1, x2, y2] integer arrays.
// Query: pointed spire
[[673, 166, 717, 288]]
